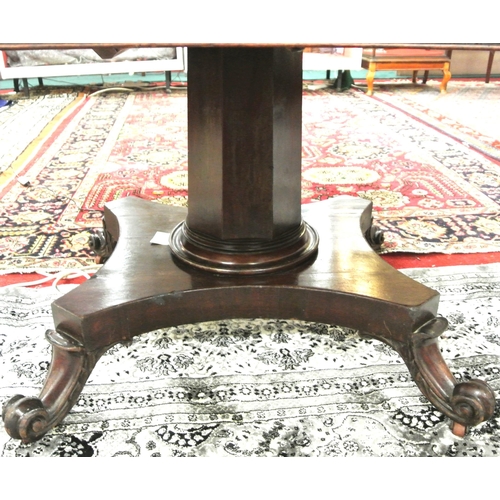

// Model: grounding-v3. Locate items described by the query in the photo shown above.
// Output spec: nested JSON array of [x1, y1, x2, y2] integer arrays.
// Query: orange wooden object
[[362, 48, 452, 95]]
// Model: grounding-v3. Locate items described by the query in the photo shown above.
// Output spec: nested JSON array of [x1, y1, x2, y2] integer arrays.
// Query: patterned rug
[[0, 90, 84, 178], [0, 264, 499, 457], [1, 86, 500, 273], [371, 80, 500, 162]]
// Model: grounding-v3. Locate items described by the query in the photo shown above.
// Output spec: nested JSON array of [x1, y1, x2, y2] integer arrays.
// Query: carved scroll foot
[[449, 378, 496, 428], [2, 395, 49, 444], [364, 221, 384, 251], [405, 318, 495, 435], [88, 225, 115, 264], [2, 329, 103, 443], [446, 378, 497, 436], [368, 316, 495, 436]]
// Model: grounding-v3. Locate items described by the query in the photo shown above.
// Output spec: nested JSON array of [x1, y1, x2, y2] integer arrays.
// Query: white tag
[[150, 231, 170, 245]]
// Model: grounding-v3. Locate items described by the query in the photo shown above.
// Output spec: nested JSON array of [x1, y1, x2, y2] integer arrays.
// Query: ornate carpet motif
[[0, 264, 499, 457], [301, 88, 500, 255], [1, 87, 500, 272]]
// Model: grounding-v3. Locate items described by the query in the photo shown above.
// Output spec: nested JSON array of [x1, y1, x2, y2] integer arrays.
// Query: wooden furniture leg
[[441, 62, 451, 93], [336, 70, 343, 90], [3, 329, 104, 442], [2, 47, 495, 443], [486, 50, 495, 83], [164, 71, 171, 92], [366, 62, 376, 96], [22, 78, 29, 97]]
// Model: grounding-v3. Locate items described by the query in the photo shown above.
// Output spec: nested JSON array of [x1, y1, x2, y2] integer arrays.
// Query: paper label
[[150, 231, 170, 245]]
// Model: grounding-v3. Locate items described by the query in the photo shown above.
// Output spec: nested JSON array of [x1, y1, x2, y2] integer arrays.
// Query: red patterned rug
[[1, 86, 500, 272]]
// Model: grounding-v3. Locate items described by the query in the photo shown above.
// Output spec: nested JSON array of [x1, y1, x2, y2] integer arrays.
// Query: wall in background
[[397, 50, 500, 79], [450, 49, 500, 76]]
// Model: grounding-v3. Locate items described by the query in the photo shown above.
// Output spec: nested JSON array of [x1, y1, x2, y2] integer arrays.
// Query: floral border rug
[[1, 264, 499, 457], [1, 87, 500, 273]]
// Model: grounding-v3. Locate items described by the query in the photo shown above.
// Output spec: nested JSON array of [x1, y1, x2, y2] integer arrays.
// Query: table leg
[[366, 62, 376, 96], [441, 62, 451, 93], [486, 50, 495, 83]]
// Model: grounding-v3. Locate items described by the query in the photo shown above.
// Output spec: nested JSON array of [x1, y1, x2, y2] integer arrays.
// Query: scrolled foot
[[412, 324, 497, 434], [2, 395, 50, 443], [450, 379, 496, 427], [365, 223, 384, 250], [380, 316, 496, 436], [88, 227, 115, 264], [2, 329, 104, 443]]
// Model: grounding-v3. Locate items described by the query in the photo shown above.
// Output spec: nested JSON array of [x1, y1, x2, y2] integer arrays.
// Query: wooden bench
[[361, 48, 452, 95]]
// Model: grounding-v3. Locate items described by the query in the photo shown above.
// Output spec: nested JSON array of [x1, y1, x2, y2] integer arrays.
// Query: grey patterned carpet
[[1, 264, 499, 457]]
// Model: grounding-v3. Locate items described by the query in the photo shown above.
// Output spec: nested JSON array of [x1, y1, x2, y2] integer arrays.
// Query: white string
[[87, 87, 135, 97], [1, 266, 101, 293]]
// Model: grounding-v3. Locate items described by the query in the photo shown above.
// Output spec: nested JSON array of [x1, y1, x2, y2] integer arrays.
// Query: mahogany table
[[2, 46, 496, 443]]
